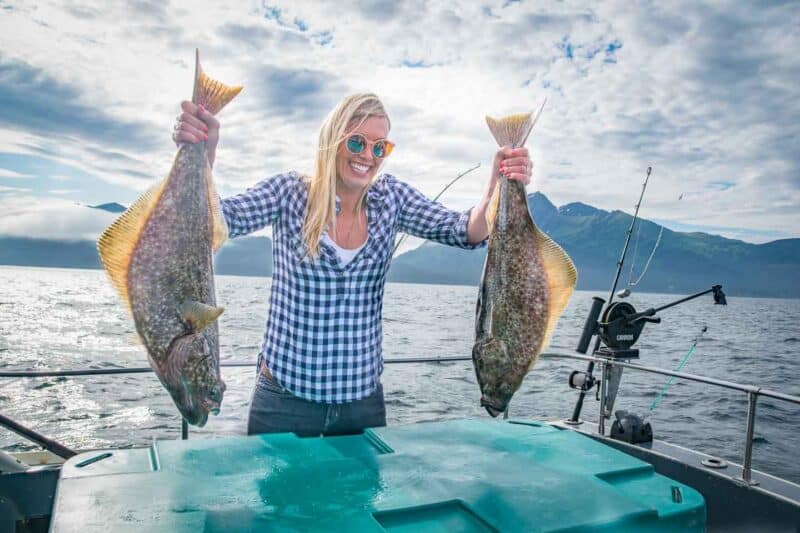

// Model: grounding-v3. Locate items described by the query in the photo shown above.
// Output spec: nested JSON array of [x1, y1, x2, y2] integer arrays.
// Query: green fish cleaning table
[[51, 419, 705, 532]]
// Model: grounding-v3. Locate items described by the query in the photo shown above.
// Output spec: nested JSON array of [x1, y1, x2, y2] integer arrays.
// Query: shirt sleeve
[[393, 179, 487, 249], [220, 172, 296, 238]]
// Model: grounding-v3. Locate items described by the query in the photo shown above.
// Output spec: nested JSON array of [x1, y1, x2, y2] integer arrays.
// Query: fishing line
[[627, 217, 643, 286], [391, 163, 480, 257], [629, 226, 663, 287], [649, 326, 708, 410], [627, 189, 679, 287]]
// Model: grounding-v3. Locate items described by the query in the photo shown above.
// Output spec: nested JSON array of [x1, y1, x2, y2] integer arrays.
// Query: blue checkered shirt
[[221, 171, 485, 403]]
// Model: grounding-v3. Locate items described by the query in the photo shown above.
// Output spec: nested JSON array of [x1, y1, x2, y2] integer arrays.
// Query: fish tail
[[192, 49, 243, 115], [485, 99, 546, 148]]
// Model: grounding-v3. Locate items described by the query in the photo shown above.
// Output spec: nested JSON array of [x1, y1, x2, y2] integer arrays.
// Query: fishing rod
[[0, 411, 76, 459], [568, 166, 653, 424], [608, 166, 653, 301], [391, 163, 481, 257]]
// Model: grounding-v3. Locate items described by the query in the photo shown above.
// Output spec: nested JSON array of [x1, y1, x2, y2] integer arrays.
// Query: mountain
[[386, 192, 800, 299], [0, 235, 275, 277], [1, 193, 798, 298], [88, 202, 126, 213], [0, 237, 101, 269], [214, 236, 272, 277]]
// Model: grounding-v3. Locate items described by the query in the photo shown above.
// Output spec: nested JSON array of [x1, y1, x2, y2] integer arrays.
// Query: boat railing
[[1, 350, 799, 485]]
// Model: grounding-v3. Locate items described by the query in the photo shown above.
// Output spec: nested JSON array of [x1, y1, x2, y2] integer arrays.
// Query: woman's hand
[[172, 101, 221, 167], [492, 146, 532, 186], [466, 146, 534, 244]]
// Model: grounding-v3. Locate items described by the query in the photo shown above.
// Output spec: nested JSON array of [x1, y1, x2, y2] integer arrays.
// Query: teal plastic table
[[52, 419, 705, 531]]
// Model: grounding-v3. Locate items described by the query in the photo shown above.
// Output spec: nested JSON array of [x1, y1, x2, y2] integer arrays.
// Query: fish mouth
[[202, 399, 221, 416], [481, 398, 506, 418], [188, 409, 210, 427], [176, 378, 220, 426]]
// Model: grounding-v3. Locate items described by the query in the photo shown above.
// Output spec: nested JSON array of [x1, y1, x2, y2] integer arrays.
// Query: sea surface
[[0, 265, 798, 483]]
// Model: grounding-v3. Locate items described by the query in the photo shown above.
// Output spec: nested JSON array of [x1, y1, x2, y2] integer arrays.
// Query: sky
[[0, 0, 798, 245]]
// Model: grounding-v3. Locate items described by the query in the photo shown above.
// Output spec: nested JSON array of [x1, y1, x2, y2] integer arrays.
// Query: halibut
[[97, 50, 241, 426], [473, 105, 577, 416]]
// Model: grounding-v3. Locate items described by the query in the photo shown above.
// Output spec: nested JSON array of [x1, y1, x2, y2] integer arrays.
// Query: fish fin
[[533, 225, 577, 350], [485, 178, 502, 233], [127, 334, 143, 346], [485, 100, 545, 148], [97, 179, 169, 310], [192, 49, 242, 115], [475, 256, 493, 339], [205, 162, 228, 252], [180, 300, 224, 332]]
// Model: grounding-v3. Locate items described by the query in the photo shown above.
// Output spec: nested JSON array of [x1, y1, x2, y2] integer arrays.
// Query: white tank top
[[322, 233, 366, 266]]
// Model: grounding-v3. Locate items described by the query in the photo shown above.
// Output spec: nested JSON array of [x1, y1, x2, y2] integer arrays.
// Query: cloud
[[0, 184, 30, 193], [0, 58, 157, 151], [0, 195, 116, 240], [0, 0, 795, 244], [0, 167, 33, 179], [248, 65, 344, 123]]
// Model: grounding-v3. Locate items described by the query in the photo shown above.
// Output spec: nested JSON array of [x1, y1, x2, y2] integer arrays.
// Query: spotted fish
[[97, 50, 241, 426], [473, 105, 577, 417]]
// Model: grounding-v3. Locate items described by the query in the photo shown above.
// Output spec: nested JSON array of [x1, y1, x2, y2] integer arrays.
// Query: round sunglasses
[[345, 134, 395, 159]]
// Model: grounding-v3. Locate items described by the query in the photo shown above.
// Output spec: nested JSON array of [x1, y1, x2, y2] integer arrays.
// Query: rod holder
[[577, 297, 605, 354], [567, 297, 606, 424], [739, 390, 759, 486]]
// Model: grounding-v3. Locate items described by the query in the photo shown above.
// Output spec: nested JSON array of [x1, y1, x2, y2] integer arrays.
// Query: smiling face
[[336, 115, 390, 193]]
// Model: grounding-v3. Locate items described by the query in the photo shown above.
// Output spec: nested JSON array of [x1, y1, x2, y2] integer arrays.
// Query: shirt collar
[[334, 176, 386, 213]]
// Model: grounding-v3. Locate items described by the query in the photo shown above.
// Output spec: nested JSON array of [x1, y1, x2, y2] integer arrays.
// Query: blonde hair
[[302, 93, 390, 260]]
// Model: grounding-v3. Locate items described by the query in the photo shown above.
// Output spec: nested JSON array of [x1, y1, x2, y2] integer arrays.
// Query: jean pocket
[[257, 372, 291, 396]]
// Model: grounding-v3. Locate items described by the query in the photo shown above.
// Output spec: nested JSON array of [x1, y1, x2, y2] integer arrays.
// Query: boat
[[1, 285, 798, 531], [1, 172, 798, 531]]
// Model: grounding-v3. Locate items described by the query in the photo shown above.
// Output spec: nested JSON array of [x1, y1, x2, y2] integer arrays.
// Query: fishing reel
[[596, 300, 661, 359], [566, 285, 727, 425], [569, 297, 648, 404]]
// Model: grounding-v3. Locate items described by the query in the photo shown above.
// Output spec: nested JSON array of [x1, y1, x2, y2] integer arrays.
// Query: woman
[[172, 93, 532, 437]]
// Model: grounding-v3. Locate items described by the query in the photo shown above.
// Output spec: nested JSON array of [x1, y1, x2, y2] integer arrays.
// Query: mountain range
[[0, 195, 797, 298], [389, 194, 799, 298]]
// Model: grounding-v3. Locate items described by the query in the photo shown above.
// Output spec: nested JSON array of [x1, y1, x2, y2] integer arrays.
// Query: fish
[[472, 104, 577, 417], [97, 50, 241, 426]]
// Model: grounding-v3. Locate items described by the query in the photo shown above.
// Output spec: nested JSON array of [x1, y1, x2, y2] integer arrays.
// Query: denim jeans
[[247, 371, 386, 437]]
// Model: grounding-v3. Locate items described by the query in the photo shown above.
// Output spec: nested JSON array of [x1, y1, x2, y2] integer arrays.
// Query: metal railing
[[1, 350, 798, 484], [540, 351, 800, 485]]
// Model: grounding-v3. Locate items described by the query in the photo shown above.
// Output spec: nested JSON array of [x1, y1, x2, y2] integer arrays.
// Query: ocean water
[[0, 265, 798, 483]]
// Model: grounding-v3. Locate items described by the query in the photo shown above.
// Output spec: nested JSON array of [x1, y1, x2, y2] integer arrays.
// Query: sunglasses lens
[[374, 141, 394, 158], [346, 135, 365, 154]]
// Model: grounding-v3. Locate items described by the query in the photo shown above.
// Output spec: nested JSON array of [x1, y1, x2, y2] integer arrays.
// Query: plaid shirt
[[221, 171, 485, 403]]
